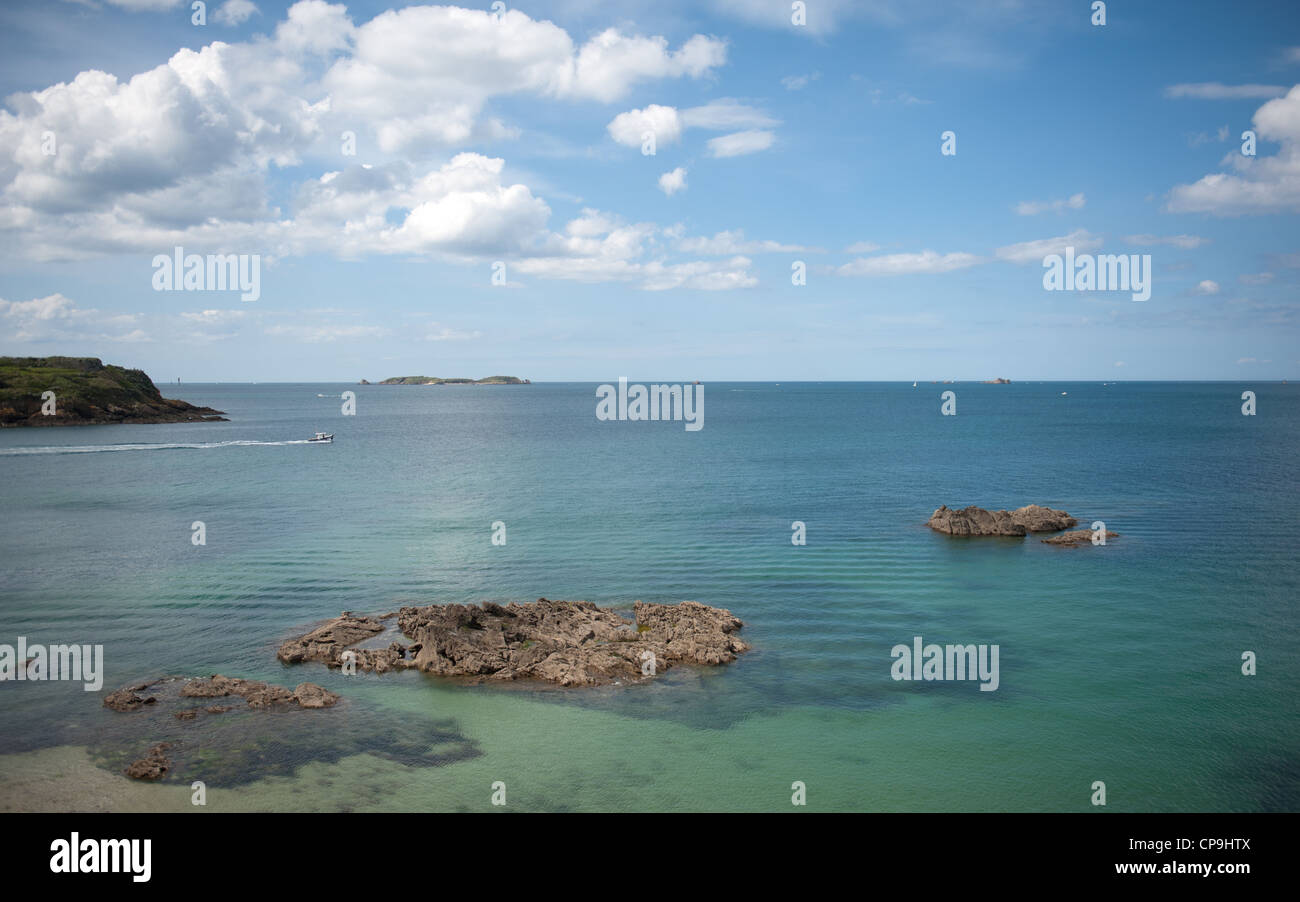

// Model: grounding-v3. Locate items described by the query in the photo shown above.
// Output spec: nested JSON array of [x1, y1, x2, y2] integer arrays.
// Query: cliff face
[[0, 356, 226, 426]]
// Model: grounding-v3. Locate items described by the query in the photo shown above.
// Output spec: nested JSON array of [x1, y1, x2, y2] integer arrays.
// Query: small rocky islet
[[277, 598, 750, 688], [927, 504, 1118, 546], [101, 599, 748, 781]]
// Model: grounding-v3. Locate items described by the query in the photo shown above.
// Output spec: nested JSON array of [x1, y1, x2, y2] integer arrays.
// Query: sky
[[0, 0, 1297, 382]]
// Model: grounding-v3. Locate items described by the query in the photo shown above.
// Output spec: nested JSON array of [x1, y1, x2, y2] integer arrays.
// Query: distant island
[[375, 375, 529, 385], [0, 356, 226, 427]]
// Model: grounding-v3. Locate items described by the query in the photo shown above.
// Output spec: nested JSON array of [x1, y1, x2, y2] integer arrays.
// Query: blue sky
[[0, 0, 1297, 381]]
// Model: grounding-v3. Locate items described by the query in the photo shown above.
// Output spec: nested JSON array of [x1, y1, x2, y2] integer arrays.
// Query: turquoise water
[[0, 382, 1296, 811]]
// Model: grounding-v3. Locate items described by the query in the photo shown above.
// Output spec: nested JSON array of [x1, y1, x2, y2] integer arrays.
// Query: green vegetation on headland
[[375, 375, 529, 385], [0, 356, 226, 427]]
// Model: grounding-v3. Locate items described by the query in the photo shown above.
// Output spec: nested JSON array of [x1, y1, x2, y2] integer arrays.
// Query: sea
[[0, 381, 1295, 812]]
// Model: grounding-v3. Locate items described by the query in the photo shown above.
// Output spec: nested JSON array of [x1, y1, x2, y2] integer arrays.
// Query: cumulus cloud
[[1167, 85, 1300, 214], [607, 105, 683, 148], [1192, 280, 1221, 295], [0, 2, 743, 287], [607, 99, 776, 150], [1015, 193, 1085, 215], [658, 167, 687, 195]]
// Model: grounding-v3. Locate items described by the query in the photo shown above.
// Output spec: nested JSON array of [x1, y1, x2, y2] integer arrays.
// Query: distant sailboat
[[912, 381, 917, 387]]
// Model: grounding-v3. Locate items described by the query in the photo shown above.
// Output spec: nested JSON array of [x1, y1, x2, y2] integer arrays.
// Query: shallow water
[[0, 382, 1296, 811]]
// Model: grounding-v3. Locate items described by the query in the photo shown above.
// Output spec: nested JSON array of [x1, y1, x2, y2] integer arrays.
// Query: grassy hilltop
[[0, 356, 226, 427]]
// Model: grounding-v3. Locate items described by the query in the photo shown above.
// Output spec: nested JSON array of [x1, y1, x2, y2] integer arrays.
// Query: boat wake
[[0, 439, 322, 456]]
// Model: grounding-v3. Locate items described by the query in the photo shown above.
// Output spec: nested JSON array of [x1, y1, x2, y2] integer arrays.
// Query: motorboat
[[308, 432, 334, 443]]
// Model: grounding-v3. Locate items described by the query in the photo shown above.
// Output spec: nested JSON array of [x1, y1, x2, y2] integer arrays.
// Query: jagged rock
[[125, 742, 172, 780], [292, 683, 340, 709], [275, 614, 385, 667], [102, 684, 158, 712], [1042, 529, 1119, 546], [279, 599, 749, 687], [928, 504, 1076, 536], [1009, 504, 1077, 533], [180, 675, 294, 707]]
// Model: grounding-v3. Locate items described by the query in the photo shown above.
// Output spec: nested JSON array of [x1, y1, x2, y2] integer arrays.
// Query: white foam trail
[[0, 439, 320, 456]]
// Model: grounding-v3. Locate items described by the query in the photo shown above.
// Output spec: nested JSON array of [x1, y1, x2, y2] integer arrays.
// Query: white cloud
[[1123, 234, 1209, 248], [264, 323, 389, 342], [1192, 280, 1221, 295], [681, 99, 778, 130], [1165, 83, 1287, 100], [1239, 272, 1274, 285], [676, 229, 812, 254], [837, 250, 982, 276], [845, 241, 880, 253], [1237, 357, 1257, 364], [607, 105, 683, 148], [103, 0, 184, 10], [0, 2, 741, 283], [781, 72, 820, 90], [1014, 193, 1085, 215], [215, 0, 259, 26], [658, 167, 687, 196], [608, 99, 776, 149], [706, 129, 775, 158], [1167, 85, 1300, 214], [0, 293, 149, 342], [711, 0, 896, 36], [995, 229, 1102, 264]]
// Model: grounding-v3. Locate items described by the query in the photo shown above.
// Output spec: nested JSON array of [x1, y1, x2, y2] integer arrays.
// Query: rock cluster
[[927, 504, 1077, 536], [1041, 529, 1120, 546], [104, 675, 340, 779], [278, 599, 749, 687]]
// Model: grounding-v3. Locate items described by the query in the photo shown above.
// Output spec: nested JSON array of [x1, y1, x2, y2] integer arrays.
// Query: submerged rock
[[124, 742, 172, 780], [278, 599, 749, 687], [927, 504, 1077, 536], [105, 676, 341, 780], [1041, 529, 1120, 546]]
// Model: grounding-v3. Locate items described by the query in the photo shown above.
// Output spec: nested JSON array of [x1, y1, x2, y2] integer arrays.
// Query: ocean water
[[0, 381, 1296, 812]]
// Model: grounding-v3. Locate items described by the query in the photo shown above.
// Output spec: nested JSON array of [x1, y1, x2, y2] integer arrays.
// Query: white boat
[[308, 432, 334, 443]]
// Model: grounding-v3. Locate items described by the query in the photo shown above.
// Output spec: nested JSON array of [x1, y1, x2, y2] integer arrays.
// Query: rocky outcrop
[[927, 504, 1077, 536], [124, 742, 172, 780], [278, 599, 749, 687], [0, 356, 226, 427], [1041, 529, 1119, 546], [103, 684, 159, 712], [105, 675, 341, 780]]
